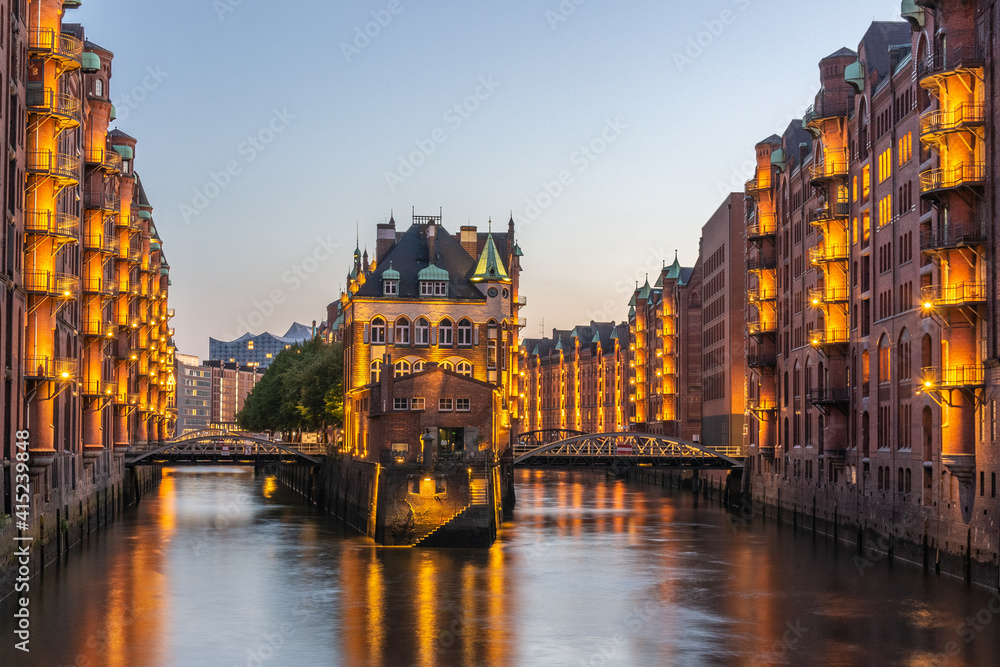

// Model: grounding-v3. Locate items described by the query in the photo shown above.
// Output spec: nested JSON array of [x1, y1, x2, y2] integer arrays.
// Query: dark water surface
[[3, 467, 1000, 666]]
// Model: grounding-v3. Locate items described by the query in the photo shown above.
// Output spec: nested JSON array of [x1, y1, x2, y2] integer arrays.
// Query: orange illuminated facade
[[1, 1, 175, 564]]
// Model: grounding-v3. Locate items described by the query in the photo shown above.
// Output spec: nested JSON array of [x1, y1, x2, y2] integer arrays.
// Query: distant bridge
[[125, 429, 323, 466], [512, 431, 742, 469]]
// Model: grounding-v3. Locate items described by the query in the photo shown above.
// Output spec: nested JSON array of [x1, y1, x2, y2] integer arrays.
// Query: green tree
[[237, 339, 344, 434]]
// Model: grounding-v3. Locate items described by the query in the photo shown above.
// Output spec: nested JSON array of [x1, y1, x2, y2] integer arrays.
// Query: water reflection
[[2, 468, 1000, 666]]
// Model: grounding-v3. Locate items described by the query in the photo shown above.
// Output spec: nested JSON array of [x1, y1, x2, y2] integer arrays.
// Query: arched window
[[439, 319, 454, 347], [921, 333, 932, 370], [861, 350, 870, 396], [395, 317, 410, 345], [370, 360, 381, 384], [95, 79, 104, 97], [922, 406, 933, 461], [415, 318, 430, 346], [440, 360, 455, 372], [394, 360, 411, 378], [878, 466, 884, 490], [878, 335, 890, 385], [413, 360, 426, 373], [371, 317, 386, 344], [905, 468, 912, 493], [457, 318, 473, 346], [898, 329, 911, 380], [861, 411, 870, 457], [897, 467, 904, 493], [457, 361, 473, 377]]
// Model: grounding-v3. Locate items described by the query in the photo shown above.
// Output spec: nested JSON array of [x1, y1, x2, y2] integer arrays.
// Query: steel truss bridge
[[125, 429, 323, 466], [512, 430, 742, 469]]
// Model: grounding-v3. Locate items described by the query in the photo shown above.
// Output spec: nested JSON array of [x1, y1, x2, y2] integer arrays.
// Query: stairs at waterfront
[[469, 468, 489, 506]]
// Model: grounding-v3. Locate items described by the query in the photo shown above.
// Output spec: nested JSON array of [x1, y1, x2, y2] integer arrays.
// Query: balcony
[[920, 163, 986, 194], [921, 282, 986, 308], [115, 212, 140, 230], [809, 243, 849, 265], [809, 202, 850, 226], [84, 189, 121, 212], [921, 365, 984, 389], [807, 387, 850, 405], [81, 319, 118, 338], [920, 222, 986, 252], [24, 271, 78, 298], [746, 397, 778, 413], [26, 87, 82, 129], [81, 276, 117, 297], [118, 278, 141, 296], [27, 150, 80, 185], [24, 210, 78, 238], [809, 328, 849, 347], [918, 45, 984, 84], [803, 96, 850, 129], [747, 254, 777, 271], [809, 149, 849, 184], [747, 213, 777, 240], [747, 286, 777, 303], [80, 380, 118, 397], [82, 234, 119, 254], [747, 319, 777, 337], [84, 147, 123, 173], [27, 29, 84, 69], [920, 103, 986, 141], [25, 356, 78, 381], [118, 245, 142, 263], [518, 295, 527, 307], [808, 285, 849, 305], [747, 353, 777, 369], [744, 174, 771, 197], [167, 308, 176, 319]]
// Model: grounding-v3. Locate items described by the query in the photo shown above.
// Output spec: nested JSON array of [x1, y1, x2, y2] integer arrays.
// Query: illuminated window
[[861, 165, 870, 202], [457, 361, 473, 377], [413, 360, 426, 372], [247, 340, 254, 350], [852, 176, 858, 202], [394, 317, 410, 345], [877, 147, 892, 183], [862, 211, 871, 243], [394, 360, 411, 377], [411, 397, 425, 410], [439, 319, 453, 346], [266, 353, 272, 358], [415, 317, 430, 345], [877, 194, 892, 227], [897, 132, 912, 165], [457, 318, 473, 346], [440, 360, 455, 372], [371, 317, 386, 344], [370, 360, 381, 384]]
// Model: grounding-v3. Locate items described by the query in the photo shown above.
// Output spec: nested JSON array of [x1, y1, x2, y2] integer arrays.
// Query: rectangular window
[[384, 280, 397, 295], [456, 398, 470, 412], [861, 165, 871, 203], [411, 397, 425, 410], [487, 340, 497, 369], [897, 132, 912, 165], [878, 147, 892, 182], [393, 397, 408, 411], [434, 282, 447, 296], [439, 398, 453, 411], [878, 195, 892, 227]]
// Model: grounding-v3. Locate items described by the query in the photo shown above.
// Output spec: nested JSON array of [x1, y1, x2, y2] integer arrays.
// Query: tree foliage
[[237, 338, 344, 434]]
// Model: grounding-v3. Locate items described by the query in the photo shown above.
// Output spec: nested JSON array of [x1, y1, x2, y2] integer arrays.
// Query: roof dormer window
[[420, 281, 447, 297], [382, 262, 400, 296]]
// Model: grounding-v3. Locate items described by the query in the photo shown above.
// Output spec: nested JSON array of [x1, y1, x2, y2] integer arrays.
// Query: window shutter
[[363, 324, 370, 343], [474, 326, 479, 345]]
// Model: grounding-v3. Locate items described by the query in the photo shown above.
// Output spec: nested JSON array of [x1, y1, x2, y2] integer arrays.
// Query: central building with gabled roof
[[340, 212, 523, 465]]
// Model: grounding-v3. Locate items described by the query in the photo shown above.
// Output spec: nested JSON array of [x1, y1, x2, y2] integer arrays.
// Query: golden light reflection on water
[[262, 475, 278, 498], [366, 550, 385, 663], [415, 552, 438, 667]]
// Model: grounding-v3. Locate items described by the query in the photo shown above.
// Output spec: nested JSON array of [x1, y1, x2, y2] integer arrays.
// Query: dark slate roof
[[354, 223, 484, 300], [109, 129, 136, 141], [679, 267, 695, 285], [283, 322, 313, 339], [825, 47, 857, 59], [859, 22, 911, 84], [134, 173, 151, 207]]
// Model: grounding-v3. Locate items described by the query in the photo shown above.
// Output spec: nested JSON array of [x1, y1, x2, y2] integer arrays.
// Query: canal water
[[4, 467, 1000, 666]]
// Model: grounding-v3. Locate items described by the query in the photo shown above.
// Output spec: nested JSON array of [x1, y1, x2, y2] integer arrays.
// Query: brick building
[[1, 0, 175, 579], [740, 3, 1000, 584], [340, 213, 523, 462]]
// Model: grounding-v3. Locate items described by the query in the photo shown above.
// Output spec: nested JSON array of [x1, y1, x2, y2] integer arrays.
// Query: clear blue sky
[[69, 0, 904, 358]]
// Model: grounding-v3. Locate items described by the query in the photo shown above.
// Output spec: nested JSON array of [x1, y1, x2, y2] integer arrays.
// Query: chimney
[[376, 219, 396, 264], [427, 222, 437, 263], [460, 226, 478, 258]]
